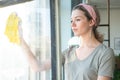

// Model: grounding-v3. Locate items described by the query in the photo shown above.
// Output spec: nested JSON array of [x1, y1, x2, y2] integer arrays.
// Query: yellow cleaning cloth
[[4, 12, 21, 44]]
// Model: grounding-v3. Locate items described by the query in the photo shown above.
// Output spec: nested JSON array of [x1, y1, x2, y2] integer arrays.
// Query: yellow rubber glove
[[4, 12, 21, 44]]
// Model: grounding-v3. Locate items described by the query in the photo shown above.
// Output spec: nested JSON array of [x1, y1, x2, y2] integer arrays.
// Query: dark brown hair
[[72, 4, 104, 43]]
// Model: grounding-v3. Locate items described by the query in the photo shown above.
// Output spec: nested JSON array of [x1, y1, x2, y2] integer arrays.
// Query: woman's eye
[[71, 18, 80, 23], [76, 19, 80, 21]]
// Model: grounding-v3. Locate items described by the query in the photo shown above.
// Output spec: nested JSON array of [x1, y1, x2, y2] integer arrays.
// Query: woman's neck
[[79, 34, 101, 48]]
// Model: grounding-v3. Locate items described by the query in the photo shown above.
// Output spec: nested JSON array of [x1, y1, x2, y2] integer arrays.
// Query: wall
[[99, 8, 120, 55]]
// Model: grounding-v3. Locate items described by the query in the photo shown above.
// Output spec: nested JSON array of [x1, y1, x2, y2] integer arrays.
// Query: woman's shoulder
[[97, 44, 114, 57], [99, 44, 114, 53], [62, 45, 78, 56], [62, 45, 78, 63]]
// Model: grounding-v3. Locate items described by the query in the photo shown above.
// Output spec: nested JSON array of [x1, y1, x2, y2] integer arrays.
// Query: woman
[[19, 3, 115, 80]]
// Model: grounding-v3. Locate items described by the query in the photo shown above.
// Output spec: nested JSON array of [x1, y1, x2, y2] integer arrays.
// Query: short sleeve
[[98, 48, 115, 78], [61, 45, 79, 64]]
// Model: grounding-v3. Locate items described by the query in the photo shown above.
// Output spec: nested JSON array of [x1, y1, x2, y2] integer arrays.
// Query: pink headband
[[79, 4, 97, 26]]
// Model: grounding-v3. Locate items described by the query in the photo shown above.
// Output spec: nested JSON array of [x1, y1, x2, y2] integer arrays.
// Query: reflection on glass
[[0, 0, 51, 80]]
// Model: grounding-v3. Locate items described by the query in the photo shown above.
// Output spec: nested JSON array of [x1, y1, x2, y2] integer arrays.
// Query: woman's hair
[[72, 4, 104, 43]]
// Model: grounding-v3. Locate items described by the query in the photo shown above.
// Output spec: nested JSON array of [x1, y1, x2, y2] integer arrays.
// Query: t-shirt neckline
[[75, 44, 103, 62]]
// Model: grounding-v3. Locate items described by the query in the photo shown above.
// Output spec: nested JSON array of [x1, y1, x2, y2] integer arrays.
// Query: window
[[0, 0, 51, 80]]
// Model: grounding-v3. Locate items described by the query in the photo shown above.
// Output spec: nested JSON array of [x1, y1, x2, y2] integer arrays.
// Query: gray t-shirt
[[62, 44, 115, 80]]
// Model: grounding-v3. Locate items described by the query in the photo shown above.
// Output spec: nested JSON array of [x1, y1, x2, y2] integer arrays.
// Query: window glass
[[0, 0, 51, 80]]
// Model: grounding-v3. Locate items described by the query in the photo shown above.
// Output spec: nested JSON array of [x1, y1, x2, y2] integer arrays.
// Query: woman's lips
[[72, 28, 78, 32]]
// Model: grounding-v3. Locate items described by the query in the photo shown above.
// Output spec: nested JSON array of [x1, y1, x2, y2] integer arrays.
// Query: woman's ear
[[89, 19, 95, 27]]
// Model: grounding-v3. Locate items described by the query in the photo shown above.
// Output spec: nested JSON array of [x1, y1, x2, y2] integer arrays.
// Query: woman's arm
[[18, 25, 51, 72], [97, 76, 112, 80], [20, 37, 51, 72]]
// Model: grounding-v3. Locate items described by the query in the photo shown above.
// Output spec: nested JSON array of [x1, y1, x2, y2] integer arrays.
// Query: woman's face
[[71, 9, 92, 37]]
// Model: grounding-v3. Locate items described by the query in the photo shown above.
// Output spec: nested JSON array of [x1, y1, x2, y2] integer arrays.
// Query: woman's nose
[[71, 21, 76, 27]]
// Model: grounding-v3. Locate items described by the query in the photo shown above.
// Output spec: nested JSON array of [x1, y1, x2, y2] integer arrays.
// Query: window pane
[[0, 0, 51, 80]]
